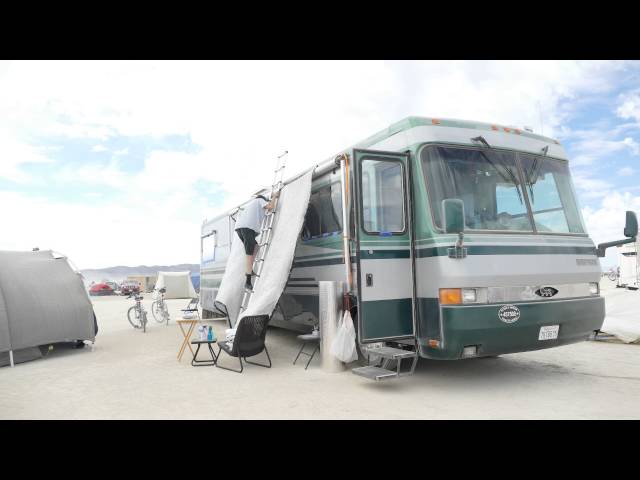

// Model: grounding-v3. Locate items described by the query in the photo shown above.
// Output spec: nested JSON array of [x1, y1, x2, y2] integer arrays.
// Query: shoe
[[245, 278, 253, 290]]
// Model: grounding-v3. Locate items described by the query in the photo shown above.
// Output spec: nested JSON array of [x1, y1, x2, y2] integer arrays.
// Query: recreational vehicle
[[617, 241, 639, 289], [201, 117, 637, 364]]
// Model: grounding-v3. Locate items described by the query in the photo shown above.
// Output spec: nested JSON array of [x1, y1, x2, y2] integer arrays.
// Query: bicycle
[[127, 292, 148, 332], [151, 287, 170, 325], [607, 267, 620, 282]]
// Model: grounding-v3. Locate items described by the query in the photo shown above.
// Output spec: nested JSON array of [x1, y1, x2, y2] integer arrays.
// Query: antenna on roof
[[537, 101, 544, 136]]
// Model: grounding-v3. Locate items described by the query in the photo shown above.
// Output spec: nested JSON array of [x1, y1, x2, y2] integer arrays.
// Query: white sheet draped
[[237, 171, 313, 327]]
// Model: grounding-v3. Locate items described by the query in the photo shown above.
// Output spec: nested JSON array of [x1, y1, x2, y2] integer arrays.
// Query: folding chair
[[181, 297, 200, 319], [215, 315, 271, 373]]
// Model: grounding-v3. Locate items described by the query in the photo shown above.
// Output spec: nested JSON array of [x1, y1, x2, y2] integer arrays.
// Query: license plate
[[539, 325, 559, 341]]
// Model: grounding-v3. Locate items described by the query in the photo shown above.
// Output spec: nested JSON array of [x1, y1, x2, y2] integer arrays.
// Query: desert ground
[[1, 280, 639, 419]]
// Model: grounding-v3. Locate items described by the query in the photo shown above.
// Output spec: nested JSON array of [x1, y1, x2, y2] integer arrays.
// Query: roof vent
[[523, 126, 534, 132]]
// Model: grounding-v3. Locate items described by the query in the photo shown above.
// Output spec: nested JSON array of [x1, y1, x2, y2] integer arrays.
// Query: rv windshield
[[421, 145, 585, 234], [519, 153, 585, 233]]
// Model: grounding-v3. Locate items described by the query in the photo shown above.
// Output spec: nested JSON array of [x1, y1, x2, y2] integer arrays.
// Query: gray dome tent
[[0, 250, 97, 367]]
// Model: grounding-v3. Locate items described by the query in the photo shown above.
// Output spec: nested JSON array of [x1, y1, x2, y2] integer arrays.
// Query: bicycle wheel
[[151, 301, 163, 323], [608, 272, 617, 282], [127, 306, 141, 329]]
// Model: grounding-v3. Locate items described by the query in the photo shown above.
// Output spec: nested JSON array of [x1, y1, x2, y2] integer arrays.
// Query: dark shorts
[[236, 228, 258, 255]]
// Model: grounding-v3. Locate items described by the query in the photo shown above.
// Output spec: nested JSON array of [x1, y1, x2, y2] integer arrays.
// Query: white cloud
[[618, 166, 635, 176], [565, 131, 640, 167], [0, 190, 202, 269], [92, 144, 108, 152], [0, 60, 637, 267], [617, 90, 640, 122], [572, 172, 614, 200], [54, 158, 129, 189], [0, 130, 54, 182], [582, 191, 640, 267]]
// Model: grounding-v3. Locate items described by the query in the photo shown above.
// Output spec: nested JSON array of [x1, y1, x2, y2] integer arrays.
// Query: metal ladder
[[239, 150, 288, 315], [352, 344, 418, 381]]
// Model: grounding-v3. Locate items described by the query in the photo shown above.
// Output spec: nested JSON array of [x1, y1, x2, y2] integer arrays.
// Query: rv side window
[[201, 232, 216, 262], [302, 183, 343, 240], [361, 158, 405, 234]]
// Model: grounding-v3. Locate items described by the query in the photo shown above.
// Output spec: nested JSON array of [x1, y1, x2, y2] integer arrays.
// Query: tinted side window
[[302, 183, 343, 240]]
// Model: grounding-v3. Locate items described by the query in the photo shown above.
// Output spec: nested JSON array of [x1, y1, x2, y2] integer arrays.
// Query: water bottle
[[207, 326, 213, 342], [198, 325, 206, 341]]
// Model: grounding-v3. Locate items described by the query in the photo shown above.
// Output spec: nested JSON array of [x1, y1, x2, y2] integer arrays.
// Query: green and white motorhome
[[201, 116, 609, 361]]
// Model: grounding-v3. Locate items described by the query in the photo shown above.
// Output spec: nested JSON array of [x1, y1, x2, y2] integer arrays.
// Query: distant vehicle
[[89, 283, 115, 296], [617, 242, 639, 289], [120, 281, 141, 296], [105, 281, 119, 292]]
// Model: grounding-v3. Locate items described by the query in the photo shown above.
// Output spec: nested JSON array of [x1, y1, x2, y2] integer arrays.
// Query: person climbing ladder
[[234, 191, 280, 290]]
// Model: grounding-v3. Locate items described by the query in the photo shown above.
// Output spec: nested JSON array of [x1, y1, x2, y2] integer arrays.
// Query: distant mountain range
[[80, 264, 199, 284]]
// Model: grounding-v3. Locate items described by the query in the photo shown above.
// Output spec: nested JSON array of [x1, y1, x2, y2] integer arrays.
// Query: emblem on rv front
[[535, 287, 559, 298], [498, 305, 520, 324]]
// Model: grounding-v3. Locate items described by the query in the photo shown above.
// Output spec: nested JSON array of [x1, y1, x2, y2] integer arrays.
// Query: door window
[[361, 159, 405, 234]]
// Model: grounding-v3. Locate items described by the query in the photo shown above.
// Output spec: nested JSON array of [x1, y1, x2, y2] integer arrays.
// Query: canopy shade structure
[[155, 271, 197, 299], [0, 250, 97, 367]]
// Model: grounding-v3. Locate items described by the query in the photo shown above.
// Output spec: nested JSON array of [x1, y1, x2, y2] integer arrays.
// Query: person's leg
[[239, 229, 258, 289], [245, 250, 255, 275]]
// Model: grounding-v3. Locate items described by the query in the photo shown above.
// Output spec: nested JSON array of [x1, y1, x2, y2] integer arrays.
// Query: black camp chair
[[181, 297, 200, 319], [215, 315, 271, 373]]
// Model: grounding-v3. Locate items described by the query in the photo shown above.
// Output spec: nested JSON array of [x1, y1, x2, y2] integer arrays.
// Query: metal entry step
[[352, 366, 398, 381], [353, 345, 419, 382], [365, 346, 417, 360]]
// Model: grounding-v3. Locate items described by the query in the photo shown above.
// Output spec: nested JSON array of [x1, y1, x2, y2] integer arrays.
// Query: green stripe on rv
[[360, 245, 596, 259], [292, 245, 597, 266]]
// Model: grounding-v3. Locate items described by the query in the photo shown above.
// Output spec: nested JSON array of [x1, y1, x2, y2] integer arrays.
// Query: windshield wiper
[[471, 135, 491, 149], [471, 136, 523, 205], [525, 146, 549, 204]]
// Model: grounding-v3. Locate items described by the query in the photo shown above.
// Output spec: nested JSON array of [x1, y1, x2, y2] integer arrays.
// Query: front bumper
[[420, 296, 605, 359]]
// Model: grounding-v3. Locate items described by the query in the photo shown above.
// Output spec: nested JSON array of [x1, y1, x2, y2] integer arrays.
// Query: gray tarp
[[0, 250, 95, 363]]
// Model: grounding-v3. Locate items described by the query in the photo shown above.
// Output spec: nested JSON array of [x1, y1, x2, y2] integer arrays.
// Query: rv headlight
[[440, 288, 488, 305], [589, 282, 600, 296], [461, 288, 477, 303]]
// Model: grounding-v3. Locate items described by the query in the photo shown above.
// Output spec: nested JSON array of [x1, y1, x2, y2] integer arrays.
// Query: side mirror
[[596, 210, 638, 257], [442, 199, 465, 234], [624, 211, 638, 238]]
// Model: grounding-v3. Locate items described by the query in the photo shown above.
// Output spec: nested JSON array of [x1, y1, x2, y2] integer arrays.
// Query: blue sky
[[0, 60, 638, 268]]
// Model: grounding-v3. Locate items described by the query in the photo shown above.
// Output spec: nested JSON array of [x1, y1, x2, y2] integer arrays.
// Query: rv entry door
[[354, 149, 415, 343]]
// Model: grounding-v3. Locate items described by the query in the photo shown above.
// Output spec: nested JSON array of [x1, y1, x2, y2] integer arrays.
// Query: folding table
[[176, 318, 198, 361]]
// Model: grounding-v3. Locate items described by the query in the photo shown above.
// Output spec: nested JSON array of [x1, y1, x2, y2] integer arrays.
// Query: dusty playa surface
[[1, 287, 639, 419]]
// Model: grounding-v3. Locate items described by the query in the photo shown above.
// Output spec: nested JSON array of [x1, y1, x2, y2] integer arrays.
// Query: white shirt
[[235, 197, 267, 233]]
